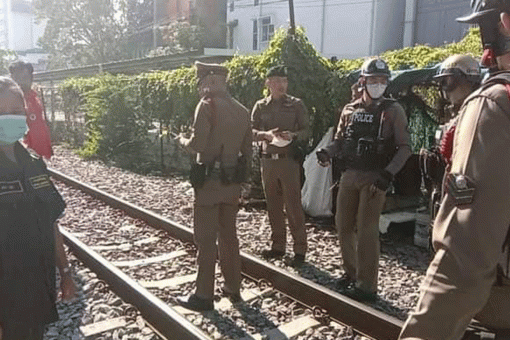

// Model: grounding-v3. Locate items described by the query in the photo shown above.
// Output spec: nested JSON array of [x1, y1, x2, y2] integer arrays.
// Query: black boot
[[177, 294, 214, 311], [261, 249, 285, 259]]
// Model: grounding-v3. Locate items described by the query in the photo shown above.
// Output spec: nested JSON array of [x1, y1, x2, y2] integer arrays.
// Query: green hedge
[[59, 27, 482, 170]]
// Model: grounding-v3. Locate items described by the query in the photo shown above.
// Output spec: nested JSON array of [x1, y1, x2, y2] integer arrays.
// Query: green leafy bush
[[59, 27, 483, 170]]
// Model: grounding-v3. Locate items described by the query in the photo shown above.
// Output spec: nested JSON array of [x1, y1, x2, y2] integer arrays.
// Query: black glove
[[373, 169, 393, 191], [316, 149, 331, 164]]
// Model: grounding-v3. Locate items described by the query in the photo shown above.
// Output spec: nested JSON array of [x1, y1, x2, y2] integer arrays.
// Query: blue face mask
[[0, 114, 27, 145]]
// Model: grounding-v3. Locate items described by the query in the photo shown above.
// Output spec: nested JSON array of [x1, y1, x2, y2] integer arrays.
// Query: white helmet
[[434, 54, 481, 84]]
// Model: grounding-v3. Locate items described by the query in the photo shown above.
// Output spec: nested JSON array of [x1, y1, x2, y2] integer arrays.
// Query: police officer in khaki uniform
[[400, 1, 510, 339], [422, 55, 481, 224], [177, 62, 252, 311], [435, 54, 481, 166], [252, 66, 309, 267], [317, 58, 411, 302]]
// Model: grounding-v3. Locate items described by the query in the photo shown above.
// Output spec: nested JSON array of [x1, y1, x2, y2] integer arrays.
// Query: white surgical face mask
[[0, 114, 27, 145], [366, 83, 387, 99]]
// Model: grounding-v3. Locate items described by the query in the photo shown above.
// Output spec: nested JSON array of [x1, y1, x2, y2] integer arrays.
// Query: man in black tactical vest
[[317, 58, 411, 302]]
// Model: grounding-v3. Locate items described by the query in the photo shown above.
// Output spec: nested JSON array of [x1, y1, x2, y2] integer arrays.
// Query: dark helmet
[[457, 0, 510, 24], [457, 0, 510, 66], [435, 54, 481, 84], [360, 58, 391, 78]]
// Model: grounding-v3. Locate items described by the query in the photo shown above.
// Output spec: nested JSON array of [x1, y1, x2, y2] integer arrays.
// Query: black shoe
[[336, 274, 355, 290], [286, 254, 305, 267], [343, 287, 377, 302], [261, 249, 285, 259], [177, 294, 214, 311], [220, 289, 242, 303]]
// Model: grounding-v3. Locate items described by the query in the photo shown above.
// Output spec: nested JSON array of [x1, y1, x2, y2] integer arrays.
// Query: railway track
[[48, 166, 503, 340], [49, 167, 403, 340]]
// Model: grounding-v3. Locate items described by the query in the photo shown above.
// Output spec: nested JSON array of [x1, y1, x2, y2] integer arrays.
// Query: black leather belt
[[261, 153, 286, 160]]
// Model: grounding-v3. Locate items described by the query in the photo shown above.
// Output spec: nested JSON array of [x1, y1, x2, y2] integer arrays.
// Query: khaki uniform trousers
[[193, 179, 242, 300], [336, 170, 386, 293], [261, 157, 307, 255]]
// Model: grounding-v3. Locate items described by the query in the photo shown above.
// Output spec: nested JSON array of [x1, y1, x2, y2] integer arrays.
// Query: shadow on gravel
[[198, 301, 283, 339], [380, 221, 432, 274], [293, 261, 411, 321]]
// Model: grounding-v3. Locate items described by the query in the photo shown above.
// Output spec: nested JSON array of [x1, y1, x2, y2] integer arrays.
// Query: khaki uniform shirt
[[184, 91, 252, 167], [335, 98, 411, 176], [183, 91, 252, 206], [251, 94, 309, 155]]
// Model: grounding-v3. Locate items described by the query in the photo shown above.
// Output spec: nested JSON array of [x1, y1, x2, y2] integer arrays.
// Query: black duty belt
[[261, 153, 287, 160]]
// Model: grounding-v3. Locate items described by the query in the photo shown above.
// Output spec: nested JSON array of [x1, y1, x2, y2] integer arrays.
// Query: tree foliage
[[0, 50, 17, 75], [34, 0, 128, 69], [125, 0, 154, 58]]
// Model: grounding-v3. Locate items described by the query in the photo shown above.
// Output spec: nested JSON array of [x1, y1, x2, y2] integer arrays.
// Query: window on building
[[252, 20, 258, 50], [260, 17, 274, 43]]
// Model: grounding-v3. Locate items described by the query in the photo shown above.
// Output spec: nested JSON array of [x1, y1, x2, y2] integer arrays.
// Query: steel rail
[[60, 229, 211, 340], [50, 168, 404, 340]]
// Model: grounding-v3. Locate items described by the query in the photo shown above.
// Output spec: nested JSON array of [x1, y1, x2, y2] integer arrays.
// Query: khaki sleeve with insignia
[[384, 103, 412, 176], [251, 100, 266, 142], [241, 106, 253, 159], [182, 100, 212, 153], [334, 103, 353, 140]]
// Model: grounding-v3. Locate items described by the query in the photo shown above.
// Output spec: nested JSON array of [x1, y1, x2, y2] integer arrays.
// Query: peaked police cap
[[195, 61, 228, 80], [266, 66, 288, 77]]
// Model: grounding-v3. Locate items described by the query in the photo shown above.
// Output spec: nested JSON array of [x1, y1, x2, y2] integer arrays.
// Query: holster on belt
[[190, 163, 207, 189]]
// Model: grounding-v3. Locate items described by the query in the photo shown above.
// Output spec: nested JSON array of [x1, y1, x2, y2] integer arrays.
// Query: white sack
[[301, 127, 334, 217]]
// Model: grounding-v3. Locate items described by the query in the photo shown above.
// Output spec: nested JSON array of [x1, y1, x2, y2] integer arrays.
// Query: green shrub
[[59, 27, 483, 170]]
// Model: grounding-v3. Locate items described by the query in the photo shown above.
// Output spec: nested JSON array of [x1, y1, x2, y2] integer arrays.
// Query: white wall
[[2, 0, 45, 51], [11, 12, 31, 50], [321, 0, 373, 58], [227, 0, 407, 59]]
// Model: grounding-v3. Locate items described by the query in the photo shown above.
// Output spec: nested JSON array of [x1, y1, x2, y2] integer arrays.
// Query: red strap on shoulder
[[440, 125, 456, 165]]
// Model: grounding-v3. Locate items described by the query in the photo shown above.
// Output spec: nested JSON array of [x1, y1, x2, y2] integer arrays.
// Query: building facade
[[226, 0, 471, 59], [0, 0, 45, 52], [0, 0, 46, 70]]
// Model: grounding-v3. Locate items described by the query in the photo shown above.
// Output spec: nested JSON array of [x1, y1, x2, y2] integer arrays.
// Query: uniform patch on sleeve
[[0, 180, 23, 195], [29, 174, 52, 190], [446, 173, 475, 205]]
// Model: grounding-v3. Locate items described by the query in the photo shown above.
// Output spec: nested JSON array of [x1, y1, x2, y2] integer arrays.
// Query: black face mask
[[478, 11, 510, 67]]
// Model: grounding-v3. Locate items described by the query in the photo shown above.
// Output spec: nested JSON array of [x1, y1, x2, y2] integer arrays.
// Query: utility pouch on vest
[[190, 163, 207, 189], [357, 137, 375, 156]]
